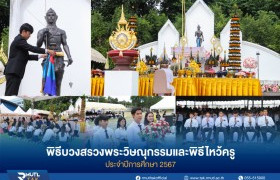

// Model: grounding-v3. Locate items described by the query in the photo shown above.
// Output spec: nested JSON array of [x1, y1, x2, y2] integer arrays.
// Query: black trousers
[[202, 128, 213, 141], [260, 126, 277, 143], [229, 127, 242, 142], [244, 127, 257, 141], [5, 74, 22, 96], [215, 127, 228, 144], [176, 121, 183, 135]]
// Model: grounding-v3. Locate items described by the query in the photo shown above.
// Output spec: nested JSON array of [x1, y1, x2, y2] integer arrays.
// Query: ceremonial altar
[[91, 76, 262, 96], [91, 2, 263, 97]]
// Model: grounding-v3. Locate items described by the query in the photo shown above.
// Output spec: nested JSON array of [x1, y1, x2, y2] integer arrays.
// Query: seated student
[[42, 124, 56, 146], [243, 111, 257, 142], [26, 122, 34, 139], [58, 126, 70, 148], [201, 112, 214, 142], [194, 112, 202, 126], [73, 119, 80, 137], [258, 109, 277, 143], [8, 121, 17, 137], [229, 111, 243, 142], [176, 112, 184, 135], [1, 119, 8, 134], [255, 110, 263, 142], [115, 116, 128, 147], [94, 115, 116, 148], [184, 112, 199, 141], [17, 121, 24, 138], [214, 111, 228, 144], [194, 111, 202, 139], [0, 120, 3, 134], [33, 124, 43, 142]]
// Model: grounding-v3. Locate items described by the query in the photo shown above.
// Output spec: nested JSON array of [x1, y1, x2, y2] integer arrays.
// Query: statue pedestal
[[108, 50, 138, 70], [104, 71, 139, 96]]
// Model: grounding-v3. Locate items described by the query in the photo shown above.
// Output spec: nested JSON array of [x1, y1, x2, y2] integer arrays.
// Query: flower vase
[[248, 73, 253, 79], [193, 72, 197, 78], [186, 70, 192, 78], [178, 69, 185, 78], [248, 70, 253, 79]]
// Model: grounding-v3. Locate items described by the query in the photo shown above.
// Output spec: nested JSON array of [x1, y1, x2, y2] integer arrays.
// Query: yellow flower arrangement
[[136, 60, 148, 74]]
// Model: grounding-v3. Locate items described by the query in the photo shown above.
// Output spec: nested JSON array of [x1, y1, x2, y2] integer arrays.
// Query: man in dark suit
[[4, 23, 55, 96]]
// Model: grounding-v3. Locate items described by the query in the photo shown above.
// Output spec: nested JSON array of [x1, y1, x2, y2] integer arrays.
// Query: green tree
[[92, 0, 160, 20], [241, 10, 280, 53], [91, 12, 110, 56], [0, 0, 9, 37], [210, 4, 229, 37], [23, 97, 79, 115]]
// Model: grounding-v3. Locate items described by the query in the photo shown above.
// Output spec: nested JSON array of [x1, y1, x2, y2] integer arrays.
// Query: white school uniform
[[258, 116, 275, 127], [229, 117, 242, 128], [58, 132, 69, 142], [127, 121, 146, 148], [94, 127, 116, 148], [215, 117, 228, 128], [33, 129, 43, 136], [42, 129, 56, 142], [18, 126, 24, 133], [184, 118, 199, 128], [1, 122, 8, 129], [194, 116, 202, 126], [115, 127, 128, 142], [26, 125, 34, 132], [57, 120, 63, 128], [201, 117, 214, 129], [93, 126, 101, 136], [9, 126, 16, 132], [74, 123, 80, 132], [243, 117, 256, 128]]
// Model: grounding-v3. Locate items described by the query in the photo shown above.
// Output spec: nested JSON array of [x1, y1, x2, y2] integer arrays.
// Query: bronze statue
[[195, 25, 204, 47], [37, 8, 73, 96]]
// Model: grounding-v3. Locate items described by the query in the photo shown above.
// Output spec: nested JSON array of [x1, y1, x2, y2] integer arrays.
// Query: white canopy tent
[[23, 108, 51, 116], [150, 97, 176, 111], [86, 102, 127, 111], [91, 48, 106, 64], [32, 109, 51, 116], [26, 108, 33, 115], [14, 106, 26, 114], [0, 104, 13, 114], [60, 104, 78, 117]]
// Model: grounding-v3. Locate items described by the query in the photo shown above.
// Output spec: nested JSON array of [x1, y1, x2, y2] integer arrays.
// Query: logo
[[136, 175, 141, 180], [7, 170, 49, 180], [238, 176, 244, 180], [18, 172, 40, 180]]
